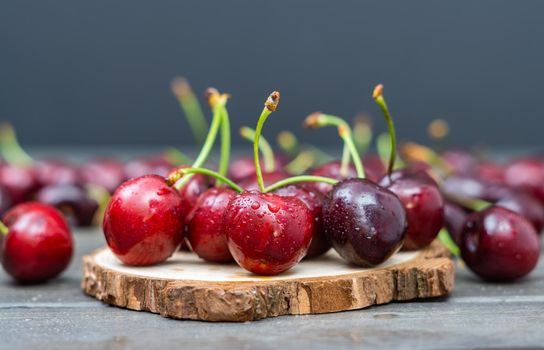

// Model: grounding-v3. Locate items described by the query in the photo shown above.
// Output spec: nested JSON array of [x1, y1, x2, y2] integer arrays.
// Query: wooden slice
[[82, 241, 454, 322]]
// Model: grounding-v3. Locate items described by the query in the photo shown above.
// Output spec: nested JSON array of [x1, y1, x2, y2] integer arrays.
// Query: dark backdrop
[[1, 1, 543, 149]]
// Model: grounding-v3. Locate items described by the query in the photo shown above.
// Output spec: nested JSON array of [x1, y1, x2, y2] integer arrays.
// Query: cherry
[[0, 185, 12, 216], [223, 191, 313, 274], [35, 184, 99, 227], [443, 201, 468, 246], [185, 187, 236, 262], [496, 193, 544, 233], [35, 159, 81, 186], [362, 153, 386, 182], [379, 169, 444, 250], [504, 157, 544, 204], [238, 170, 287, 191], [473, 161, 505, 185], [228, 156, 286, 182], [274, 185, 330, 258], [167, 165, 210, 212], [0, 164, 39, 204], [80, 158, 126, 194], [441, 149, 477, 175], [309, 161, 357, 194], [323, 178, 407, 266], [103, 175, 186, 266], [123, 157, 173, 179], [460, 206, 540, 281], [1, 203, 73, 283], [442, 175, 511, 202]]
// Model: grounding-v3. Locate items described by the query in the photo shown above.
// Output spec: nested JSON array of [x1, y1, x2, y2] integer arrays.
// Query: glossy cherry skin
[[444, 201, 468, 246], [309, 161, 358, 195], [460, 206, 540, 281], [1, 203, 73, 283], [35, 159, 81, 186], [323, 178, 407, 266], [35, 184, 99, 227], [504, 158, 544, 204], [238, 170, 287, 191], [228, 156, 286, 182], [362, 154, 386, 182], [224, 191, 313, 275], [103, 175, 186, 266], [80, 158, 126, 194], [123, 157, 172, 179], [0, 164, 39, 204], [496, 193, 544, 233], [185, 188, 236, 262], [274, 185, 330, 258], [380, 169, 444, 250], [3, 202, 70, 232]]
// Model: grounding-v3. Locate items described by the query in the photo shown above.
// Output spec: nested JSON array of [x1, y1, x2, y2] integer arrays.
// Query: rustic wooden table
[[1, 227, 543, 350]]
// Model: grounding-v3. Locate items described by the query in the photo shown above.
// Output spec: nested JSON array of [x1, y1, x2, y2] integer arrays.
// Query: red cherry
[[1, 203, 73, 283], [35, 159, 81, 186], [309, 161, 357, 194], [380, 169, 444, 250], [496, 193, 544, 233], [167, 165, 210, 212], [224, 191, 313, 275], [0, 164, 39, 204], [504, 158, 544, 204], [186, 188, 236, 262], [238, 170, 287, 191], [460, 206, 540, 281], [123, 157, 172, 179], [103, 175, 186, 266], [80, 158, 126, 194], [228, 156, 286, 182], [444, 201, 468, 246], [273, 185, 330, 258]]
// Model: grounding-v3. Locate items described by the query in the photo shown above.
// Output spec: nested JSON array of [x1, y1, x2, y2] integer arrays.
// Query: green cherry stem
[[264, 175, 338, 193], [437, 228, 460, 257], [0, 123, 33, 167], [171, 77, 208, 144], [372, 84, 397, 175], [352, 115, 373, 156], [217, 101, 231, 185], [167, 167, 243, 193], [401, 142, 452, 176], [254, 91, 281, 192], [304, 113, 365, 178], [277, 131, 299, 158], [376, 133, 405, 170], [0, 220, 9, 236], [240, 126, 275, 172], [284, 151, 315, 175]]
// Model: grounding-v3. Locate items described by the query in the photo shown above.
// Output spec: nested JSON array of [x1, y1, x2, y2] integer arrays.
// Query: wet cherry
[[460, 206, 540, 281]]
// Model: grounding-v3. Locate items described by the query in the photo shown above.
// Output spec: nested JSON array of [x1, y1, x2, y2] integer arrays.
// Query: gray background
[[1, 0, 543, 148]]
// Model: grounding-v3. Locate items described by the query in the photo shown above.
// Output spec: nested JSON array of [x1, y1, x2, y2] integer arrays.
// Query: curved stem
[[304, 113, 365, 178], [171, 77, 208, 144], [0, 221, 9, 236], [217, 104, 231, 186], [254, 92, 280, 192], [0, 123, 33, 167], [240, 126, 275, 172], [377, 133, 405, 170], [352, 116, 373, 156], [168, 167, 243, 193], [372, 84, 397, 175], [284, 151, 315, 175], [264, 175, 338, 193]]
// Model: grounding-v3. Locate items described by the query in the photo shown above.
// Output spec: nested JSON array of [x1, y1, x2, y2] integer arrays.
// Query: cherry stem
[[163, 148, 192, 166], [264, 175, 338, 193], [340, 144, 350, 177], [0, 123, 33, 167], [0, 220, 8, 236], [217, 102, 231, 186], [372, 84, 397, 175], [254, 91, 280, 192], [443, 191, 491, 212], [167, 167, 243, 193], [284, 151, 315, 175], [240, 126, 275, 172], [277, 131, 299, 158], [352, 116, 373, 156], [377, 133, 405, 170], [171, 77, 208, 144], [304, 113, 365, 178], [401, 142, 452, 175], [437, 229, 460, 257]]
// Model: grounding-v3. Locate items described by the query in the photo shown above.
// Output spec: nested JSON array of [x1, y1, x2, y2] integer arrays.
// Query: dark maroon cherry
[[103, 175, 186, 266], [35, 159, 81, 186], [186, 187, 236, 262], [0, 164, 39, 204], [444, 201, 468, 246], [460, 206, 540, 281], [362, 153, 386, 182], [35, 184, 99, 227], [123, 157, 173, 179], [274, 185, 330, 258], [224, 191, 313, 275], [80, 158, 126, 194], [504, 158, 544, 204], [323, 178, 407, 266], [1, 203, 73, 283], [0, 185, 12, 216], [442, 175, 511, 202], [238, 170, 287, 191], [496, 193, 544, 233], [380, 169, 444, 250], [309, 161, 357, 195]]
